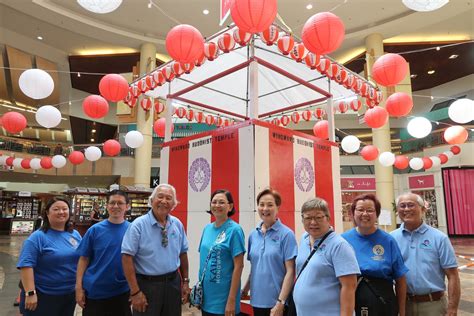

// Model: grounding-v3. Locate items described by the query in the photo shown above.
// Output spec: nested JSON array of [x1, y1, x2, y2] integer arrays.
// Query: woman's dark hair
[[350, 193, 381, 217], [257, 188, 282, 207], [207, 189, 236, 216], [40, 197, 73, 233], [107, 189, 130, 204]]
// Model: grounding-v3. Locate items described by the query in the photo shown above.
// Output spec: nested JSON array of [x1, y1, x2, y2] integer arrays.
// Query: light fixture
[[69, 101, 72, 105], [449, 54, 459, 59], [402, 0, 449, 12], [147, 1, 152, 8], [306, 4, 313, 9], [37, 36, 43, 40], [436, 46, 440, 51], [427, 70, 435, 75], [91, 129, 96, 133], [77, 72, 81, 77], [77, 0, 123, 14], [203, 9, 210, 15], [90, 138, 95, 142], [410, 74, 418, 79]]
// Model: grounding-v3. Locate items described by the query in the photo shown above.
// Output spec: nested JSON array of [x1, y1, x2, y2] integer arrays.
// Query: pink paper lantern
[[21, 158, 31, 169], [360, 145, 379, 161], [364, 106, 388, 128], [385, 92, 413, 117], [302, 12, 345, 55], [40, 157, 53, 169], [450, 145, 461, 155], [230, 0, 277, 33], [372, 53, 408, 87], [83, 95, 109, 119], [394, 155, 409, 170], [313, 120, 329, 139], [422, 157, 433, 169], [154, 118, 175, 137], [69, 151, 85, 165], [444, 126, 468, 145], [2, 112, 27, 134], [99, 74, 129, 102], [165, 24, 204, 63], [103, 140, 121, 157], [277, 35, 294, 55]]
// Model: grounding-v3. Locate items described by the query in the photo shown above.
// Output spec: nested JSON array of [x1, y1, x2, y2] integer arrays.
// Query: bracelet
[[182, 278, 190, 283], [130, 290, 141, 297], [277, 298, 285, 304]]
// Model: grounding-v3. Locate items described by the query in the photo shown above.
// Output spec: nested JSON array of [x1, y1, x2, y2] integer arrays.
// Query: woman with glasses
[[342, 193, 408, 316], [293, 198, 359, 316], [198, 189, 245, 316], [17, 197, 82, 316], [241, 188, 297, 316]]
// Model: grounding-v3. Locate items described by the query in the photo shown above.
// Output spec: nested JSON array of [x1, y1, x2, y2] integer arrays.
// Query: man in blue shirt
[[391, 192, 460, 316], [76, 190, 131, 316], [122, 184, 189, 316]]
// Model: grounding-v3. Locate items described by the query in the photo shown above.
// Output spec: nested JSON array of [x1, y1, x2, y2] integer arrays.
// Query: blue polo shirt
[[342, 228, 408, 281], [247, 219, 298, 308], [391, 222, 457, 295], [77, 220, 130, 299], [121, 211, 188, 275], [293, 232, 360, 316]]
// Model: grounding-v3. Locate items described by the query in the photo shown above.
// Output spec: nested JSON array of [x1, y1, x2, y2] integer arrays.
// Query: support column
[[134, 43, 156, 188], [365, 33, 396, 231], [248, 40, 259, 119]]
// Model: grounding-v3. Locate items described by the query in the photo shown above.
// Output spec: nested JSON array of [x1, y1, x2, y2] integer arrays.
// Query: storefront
[[340, 177, 376, 232]]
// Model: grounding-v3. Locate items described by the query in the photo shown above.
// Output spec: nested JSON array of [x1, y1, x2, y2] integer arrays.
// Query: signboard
[[341, 177, 376, 191], [150, 177, 160, 188], [408, 174, 435, 189], [220, 0, 232, 25], [10, 220, 35, 235], [18, 191, 32, 197]]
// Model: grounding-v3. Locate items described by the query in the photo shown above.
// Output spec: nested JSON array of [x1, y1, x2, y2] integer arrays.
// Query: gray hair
[[301, 197, 330, 218], [395, 192, 425, 207], [148, 183, 178, 208]]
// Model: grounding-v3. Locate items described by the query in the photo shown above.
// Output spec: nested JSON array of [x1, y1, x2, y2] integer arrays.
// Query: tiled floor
[[0, 235, 473, 316]]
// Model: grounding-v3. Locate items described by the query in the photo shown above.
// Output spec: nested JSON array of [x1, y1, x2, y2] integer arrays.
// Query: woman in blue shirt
[[198, 189, 245, 316], [242, 188, 297, 316], [341, 193, 408, 316], [17, 197, 82, 316]]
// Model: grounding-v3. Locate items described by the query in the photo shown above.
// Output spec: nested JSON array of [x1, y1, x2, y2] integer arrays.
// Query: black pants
[[355, 276, 398, 316], [83, 291, 132, 316], [202, 312, 244, 316], [20, 289, 75, 316], [253, 307, 271, 316], [133, 273, 181, 316]]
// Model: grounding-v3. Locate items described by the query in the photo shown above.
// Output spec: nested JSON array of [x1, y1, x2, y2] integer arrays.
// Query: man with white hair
[[122, 184, 190, 316], [391, 192, 460, 316]]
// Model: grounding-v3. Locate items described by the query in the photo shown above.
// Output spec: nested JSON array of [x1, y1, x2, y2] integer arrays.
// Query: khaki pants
[[406, 296, 447, 316]]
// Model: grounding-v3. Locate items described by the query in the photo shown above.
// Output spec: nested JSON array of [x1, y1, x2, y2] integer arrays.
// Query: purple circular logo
[[188, 158, 211, 192], [294, 158, 314, 192]]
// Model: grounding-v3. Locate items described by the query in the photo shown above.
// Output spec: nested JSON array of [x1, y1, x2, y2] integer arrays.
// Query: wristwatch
[[25, 290, 36, 297], [182, 277, 190, 283], [277, 298, 285, 305]]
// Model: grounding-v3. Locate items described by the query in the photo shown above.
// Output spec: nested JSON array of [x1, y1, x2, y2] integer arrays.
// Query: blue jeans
[[20, 289, 76, 316]]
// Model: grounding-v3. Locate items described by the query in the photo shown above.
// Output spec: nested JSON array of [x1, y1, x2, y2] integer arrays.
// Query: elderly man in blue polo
[[121, 183, 190, 316], [391, 192, 460, 316]]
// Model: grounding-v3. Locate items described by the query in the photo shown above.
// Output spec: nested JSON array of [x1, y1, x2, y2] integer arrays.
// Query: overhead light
[[436, 46, 440, 51], [449, 54, 459, 59], [91, 129, 96, 133], [427, 70, 435, 75], [37, 36, 43, 40], [77, 0, 123, 14], [90, 138, 95, 142], [147, 1, 152, 8], [77, 72, 81, 77], [306, 4, 313, 9], [69, 101, 72, 105], [410, 74, 418, 79], [203, 9, 209, 15]]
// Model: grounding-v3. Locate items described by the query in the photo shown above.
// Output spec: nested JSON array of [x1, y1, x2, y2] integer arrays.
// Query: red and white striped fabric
[[337, 101, 349, 113], [145, 75, 157, 89], [140, 98, 152, 111], [161, 66, 175, 82], [259, 25, 279, 46], [171, 61, 185, 77], [155, 100, 165, 113], [218, 33, 235, 53], [204, 42, 220, 61], [316, 58, 330, 74], [176, 107, 187, 118], [314, 108, 326, 119], [185, 109, 195, 121], [304, 53, 320, 70], [301, 110, 312, 121], [350, 99, 362, 112], [280, 115, 290, 126], [277, 35, 294, 55], [205, 114, 215, 125], [233, 28, 252, 46], [290, 43, 308, 62], [137, 77, 149, 93], [195, 111, 205, 123], [152, 70, 166, 86], [181, 62, 195, 74], [195, 53, 206, 67], [291, 112, 300, 124]]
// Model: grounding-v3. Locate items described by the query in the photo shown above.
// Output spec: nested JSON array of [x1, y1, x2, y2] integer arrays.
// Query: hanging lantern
[[51, 155, 66, 168], [130, 84, 140, 98], [407, 117, 432, 139], [379, 152, 396, 167], [350, 99, 362, 112], [271, 117, 280, 126], [125, 131, 144, 148], [181, 63, 195, 74], [176, 107, 187, 118], [99, 74, 129, 102], [205, 115, 215, 125], [195, 52, 206, 67], [125, 96, 137, 109], [215, 116, 223, 127], [140, 98, 152, 111], [450, 145, 461, 155], [444, 126, 468, 145], [233, 28, 252, 46], [103, 139, 121, 156], [372, 53, 408, 87], [30, 158, 42, 170], [2, 112, 27, 134], [154, 100, 165, 114], [230, 0, 277, 33], [13, 158, 23, 169], [302, 110, 312, 121], [360, 82, 370, 98], [161, 66, 175, 82], [438, 153, 448, 164], [83, 95, 109, 119], [154, 118, 175, 137], [204, 42, 220, 61], [185, 109, 195, 121], [195, 111, 205, 123], [69, 151, 85, 165], [422, 157, 433, 169], [364, 106, 388, 128], [341, 135, 361, 154], [171, 61, 185, 77], [394, 155, 409, 170], [342, 74, 354, 89], [280, 115, 290, 126], [402, 0, 449, 12], [385, 92, 413, 117], [367, 86, 377, 101], [18, 68, 55, 100], [137, 77, 149, 93], [259, 25, 279, 45], [223, 119, 231, 127], [21, 158, 31, 169], [313, 120, 329, 139], [277, 35, 295, 55], [316, 58, 330, 74], [335, 68, 348, 84], [5, 157, 14, 167], [304, 53, 320, 70], [326, 63, 341, 80], [145, 75, 157, 90], [302, 12, 345, 55], [409, 158, 424, 170], [314, 108, 326, 119], [291, 112, 300, 124], [360, 145, 379, 161], [366, 98, 376, 109], [290, 43, 308, 62], [337, 101, 349, 113], [218, 33, 236, 53], [85, 146, 102, 162], [375, 90, 384, 104], [448, 98, 474, 124], [165, 24, 204, 63], [152, 70, 166, 86], [35, 105, 62, 129]]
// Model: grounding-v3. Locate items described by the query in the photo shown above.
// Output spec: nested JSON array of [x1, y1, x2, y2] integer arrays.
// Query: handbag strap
[[198, 226, 227, 283], [295, 230, 333, 283]]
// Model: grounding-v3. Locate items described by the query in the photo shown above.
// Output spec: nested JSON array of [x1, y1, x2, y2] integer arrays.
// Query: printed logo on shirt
[[371, 244, 385, 261], [271, 236, 280, 243], [169, 230, 178, 238], [420, 239, 432, 249], [216, 231, 226, 244], [69, 237, 78, 248], [209, 247, 222, 284], [317, 243, 327, 253]]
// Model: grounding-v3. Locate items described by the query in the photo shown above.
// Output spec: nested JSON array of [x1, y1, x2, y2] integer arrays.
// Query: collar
[[148, 211, 170, 228], [256, 219, 282, 232], [401, 222, 428, 234]]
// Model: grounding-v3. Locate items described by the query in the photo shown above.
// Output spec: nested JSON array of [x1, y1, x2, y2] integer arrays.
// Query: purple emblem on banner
[[188, 158, 211, 192], [294, 157, 314, 192]]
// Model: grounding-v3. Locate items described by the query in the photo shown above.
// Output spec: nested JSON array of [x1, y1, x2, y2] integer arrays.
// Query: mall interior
[[0, 0, 473, 315]]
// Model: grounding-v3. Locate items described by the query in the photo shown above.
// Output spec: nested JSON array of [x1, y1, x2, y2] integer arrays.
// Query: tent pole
[[248, 39, 258, 120], [165, 83, 173, 142]]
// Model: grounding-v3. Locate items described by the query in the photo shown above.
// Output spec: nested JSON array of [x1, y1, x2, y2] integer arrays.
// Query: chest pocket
[[419, 243, 439, 265]]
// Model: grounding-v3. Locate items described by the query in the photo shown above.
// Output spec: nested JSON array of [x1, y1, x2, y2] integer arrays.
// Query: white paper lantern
[[13, 158, 23, 168], [0, 156, 6, 165], [30, 158, 42, 170], [379, 152, 395, 167], [407, 117, 432, 139], [35, 105, 62, 128], [77, 0, 123, 14], [402, 0, 449, 12], [341, 135, 361, 153], [448, 98, 474, 124], [430, 156, 441, 167], [19, 69, 54, 100], [443, 151, 454, 159], [85, 146, 102, 161], [125, 131, 144, 148], [52, 155, 67, 168], [409, 157, 424, 170]]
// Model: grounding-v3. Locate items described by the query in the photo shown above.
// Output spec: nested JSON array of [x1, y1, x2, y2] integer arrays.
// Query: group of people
[[16, 184, 460, 316]]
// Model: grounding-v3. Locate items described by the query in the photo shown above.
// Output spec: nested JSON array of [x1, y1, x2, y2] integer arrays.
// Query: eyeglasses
[[398, 202, 417, 209], [161, 227, 168, 248], [302, 215, 327, 223], [355, 209, 376, 214], [108, 201, 126, 206], [211, 200, 229, 206]]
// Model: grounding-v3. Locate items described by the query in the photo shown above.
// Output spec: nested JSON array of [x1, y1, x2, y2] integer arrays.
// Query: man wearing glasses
[[391, 193, 460, 316], [75, 190, 132, 316], [121, 184, 190, 316]]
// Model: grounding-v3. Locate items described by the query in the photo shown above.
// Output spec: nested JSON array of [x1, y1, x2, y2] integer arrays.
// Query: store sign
[[341, 178, 376, 191], [150, 177, 160, 188], [409, 174, 435, 189], [18, 191, 32, 197], [220, 0, 232, 25]]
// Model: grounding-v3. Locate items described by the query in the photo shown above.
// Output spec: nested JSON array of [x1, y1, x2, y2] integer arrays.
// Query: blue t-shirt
[[342, 228, 408, 281], [17, 229, 82, 295], [77, 220, 130, 299], [293, 232, 360, 316], [198, 219, 246, 314], [248, 220, 297, 308]]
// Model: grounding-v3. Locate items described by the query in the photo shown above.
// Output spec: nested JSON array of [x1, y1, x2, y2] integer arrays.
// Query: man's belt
[[137, 270, 178, 282], [407, 291, 444, 303]]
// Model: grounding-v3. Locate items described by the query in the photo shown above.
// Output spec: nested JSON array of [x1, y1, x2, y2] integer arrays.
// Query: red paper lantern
[[205, 115, 215, 125], [69, 151, 85, 165], [360, 145, 379, 161], [83, 95, 109, 119], [335, 68, 348, 84], [375, 90, 384, 104], [360, 82, 370, 98], [394, 155, 409, 170], [352, 78, 363, 93], [366, 98, 376, 109], [152, 71, 165, 86], [40, 157, 53, 169], [280, 115, 290, 126], [185, 109, 195, 121], [223, 119, 231, 127], [271, 117, 280, 125], [154, 100, 165, 113], [327, 63, 340, 80], [422, 157, 433, 169], [313, 120, 329, 139], [304, 53, 320, 70], [218, 33, 236, 53], [302, 12, 345, 55], [314, 108, 326, 119], [130, 84, 140, 98], [260, 25, 279, 45], [161, 66, 175, 82], [176, 107, 187, 118], [195, 53, 206, 67], [171, 61, 185, 77], [165, 24, 204, 63], [99, 74, 129, 102], [385, 92, 413, 117], [125, 96, 137, 109], [204, 42, 220, 61], [277, 35, 294, 55], [6, 157, 14, 167], [350, 99, 362, 112], [444, 126, 468, 145], [438, 153, 448, 164], [230, 0, 277, 33], [195, 112, 205, 123], [450, 145, 461, 155], [21, 158, 31, 169], [215, 116, 223, 127], [233, 28, 252, 46], [103, 140, 121, 157], [137, 77, 149, 93], [291, 112, 300, 124], [181, 62, 195, 74], [154, 118, 175, 137], [140, 98, 152, 111], [145, 75, 157, 90], [364, 106, 388, 128], [372, 53, 408, 87], [302, 110, 312, 121], [2, 112, 27, 134], [337, 101, 348, 113], [316, 58, 330, 74], [290, 43, 308, 62]]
